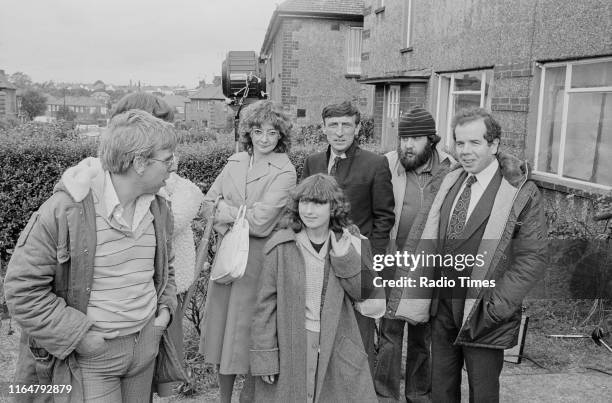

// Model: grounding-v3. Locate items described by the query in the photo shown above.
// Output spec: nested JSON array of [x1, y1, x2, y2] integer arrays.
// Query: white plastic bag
[[350, 233, 386, 319], [210, 205, 249, 284]]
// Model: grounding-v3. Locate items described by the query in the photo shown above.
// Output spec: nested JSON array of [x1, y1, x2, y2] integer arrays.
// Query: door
[[382, 85, 400, 152]]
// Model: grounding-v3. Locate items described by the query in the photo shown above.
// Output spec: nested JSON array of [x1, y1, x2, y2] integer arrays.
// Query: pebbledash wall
[[361, 0, 612, 223], [263, 18, 367, 125]]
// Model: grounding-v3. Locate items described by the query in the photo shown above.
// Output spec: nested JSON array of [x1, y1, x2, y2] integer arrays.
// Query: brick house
[[360, 0, 612, 206], [162, 94, 190, 121], [46, 95, 108, 124], [0, 69, 18, 118], [260, 0, 368, 124], [186, 86, 231, 129]]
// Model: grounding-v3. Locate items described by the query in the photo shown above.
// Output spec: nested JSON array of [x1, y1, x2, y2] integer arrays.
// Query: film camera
[[221, 51, 267, 105], [221, 51, 268, 149]]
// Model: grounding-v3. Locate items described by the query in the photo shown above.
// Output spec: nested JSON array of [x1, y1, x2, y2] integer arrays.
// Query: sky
[[0, 0, 281, 87]]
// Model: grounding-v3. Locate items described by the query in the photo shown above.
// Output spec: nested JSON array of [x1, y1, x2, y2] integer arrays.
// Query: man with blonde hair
[[5, 110, 179, 402]]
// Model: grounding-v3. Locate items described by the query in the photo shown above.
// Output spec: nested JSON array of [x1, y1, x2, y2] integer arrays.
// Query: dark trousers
[[431, 300, 504, 403], [355, 310, 376, 377], [374, 318, 431, 402]]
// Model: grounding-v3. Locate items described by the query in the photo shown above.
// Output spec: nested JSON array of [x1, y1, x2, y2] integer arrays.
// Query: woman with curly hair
[[249, 174, 377, 402], [198, 100, 297, 402]]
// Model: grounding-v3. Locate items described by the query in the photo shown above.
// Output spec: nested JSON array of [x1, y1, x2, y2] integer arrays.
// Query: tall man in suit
[[301, 100, 395, 373], [390, 108, 545, 402]]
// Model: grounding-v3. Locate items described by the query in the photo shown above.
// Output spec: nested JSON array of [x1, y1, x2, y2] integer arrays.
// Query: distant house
[[143, 86, 178, 96], [92, 91, 110, 103], [92, 80, 106, 91], [186, 86, 230, 129], [46, 95, 108, 124], [260, 0, 366, 124], [0, 69, 18, 118], [162, 94, 190, 121]]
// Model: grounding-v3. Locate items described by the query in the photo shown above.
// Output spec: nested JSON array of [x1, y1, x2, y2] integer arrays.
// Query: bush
[[1, 120, 78, 141], [0, 129, 319, 268], [0, 135, 97, 264], [294, 114, 375, 146], [0, 116, 21, 132]]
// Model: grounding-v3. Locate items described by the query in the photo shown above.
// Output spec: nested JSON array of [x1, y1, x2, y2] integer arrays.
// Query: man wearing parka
[[249, 227, 378, 403], [387, 109, 546, 402], [4, 110, 179, 402]]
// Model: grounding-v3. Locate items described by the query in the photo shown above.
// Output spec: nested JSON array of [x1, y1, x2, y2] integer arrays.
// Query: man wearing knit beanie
[[375, 107, 455, 402]]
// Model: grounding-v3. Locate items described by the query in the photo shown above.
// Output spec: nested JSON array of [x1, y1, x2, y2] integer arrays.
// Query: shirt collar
[[414, 150, 438, 175], [471, 158, 500, 188], [98, 171, 155, 230], [296, 229, 330, 259], [330, 148, 347, 161]]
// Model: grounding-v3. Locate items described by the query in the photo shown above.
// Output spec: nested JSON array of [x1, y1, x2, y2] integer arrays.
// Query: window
[[346, 26, 363, 75], [387, 86, 400, 120], [534, 58, 612, 187], [404, 0, 413, 49], [435, 69, 493, 148]]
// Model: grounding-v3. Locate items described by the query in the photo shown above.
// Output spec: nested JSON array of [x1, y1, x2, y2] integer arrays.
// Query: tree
[[198, 78, 207, 88], [213, 75, 222, 86], [9, 72, 32, 89], [56, 105, 76, 121], [20, 89, 47, 120]]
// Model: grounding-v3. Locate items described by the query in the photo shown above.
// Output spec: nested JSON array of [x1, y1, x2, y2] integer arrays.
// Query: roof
[[162, 94, 190, 107], [0, 71, 16, 90], [188, 86, 226, 100], [261, 0, 364, 54], [278, 0, 363, 15], [46, 95, 106, 107]]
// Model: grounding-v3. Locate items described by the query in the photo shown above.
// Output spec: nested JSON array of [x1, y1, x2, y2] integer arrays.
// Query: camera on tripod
[[221, 51, 267, 105]]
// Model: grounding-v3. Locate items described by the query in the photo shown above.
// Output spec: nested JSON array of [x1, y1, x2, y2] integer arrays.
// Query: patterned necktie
[[329, 156, 341, 176], [447, 175, 477, 239]]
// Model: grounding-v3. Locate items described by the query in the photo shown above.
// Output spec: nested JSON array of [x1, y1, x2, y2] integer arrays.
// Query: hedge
[[0, 135, 315, 268]]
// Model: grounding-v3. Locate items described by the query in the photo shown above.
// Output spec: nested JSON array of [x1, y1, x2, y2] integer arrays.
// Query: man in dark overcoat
[[301, 100, 395, 373]]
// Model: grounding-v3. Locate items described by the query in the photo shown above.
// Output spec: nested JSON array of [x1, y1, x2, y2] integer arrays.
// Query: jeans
[[374, 318, 432, 402], [76, 316, 163, 403]]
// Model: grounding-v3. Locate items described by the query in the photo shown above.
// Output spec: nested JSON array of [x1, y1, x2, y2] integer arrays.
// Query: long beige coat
[[199, 151, 296, 374]]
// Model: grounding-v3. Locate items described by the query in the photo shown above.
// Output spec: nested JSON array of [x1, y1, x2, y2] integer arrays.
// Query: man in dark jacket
[[4, 110, 179, 402], [388, 108, 546, 402], [301, 100, 395, 374]]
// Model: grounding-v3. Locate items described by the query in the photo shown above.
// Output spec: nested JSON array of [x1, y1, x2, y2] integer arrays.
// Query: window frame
[[346, 26, 363, 75], [435, 69, 492, 149], [533, 56, 612, 189], [386, 86, 400, 119], [404, 0, 413, 49]]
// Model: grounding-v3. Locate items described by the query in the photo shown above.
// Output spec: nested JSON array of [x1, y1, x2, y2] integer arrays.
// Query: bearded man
[[375, 108, 455, 402]]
